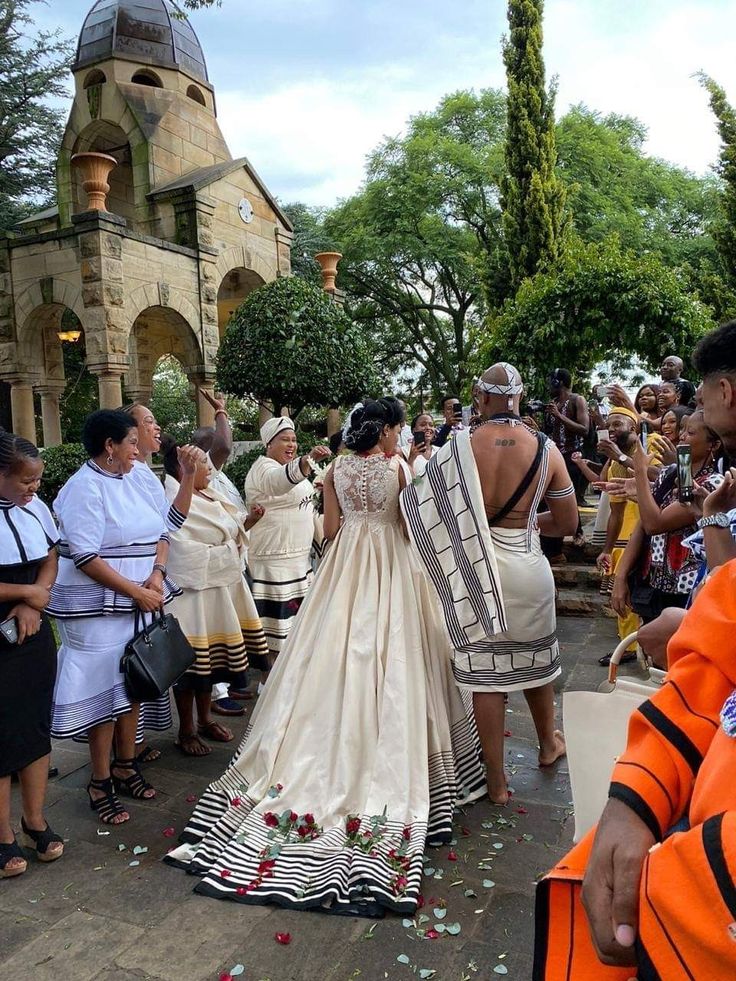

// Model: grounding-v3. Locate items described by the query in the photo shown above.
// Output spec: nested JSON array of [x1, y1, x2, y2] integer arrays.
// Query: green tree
[[478, 237, 714, 387], [501, 0, 567, 291], [148, 355, 197, 443], [0, 0, 73, 229], [280, 202, 337, 286], [325, 89, 507, 399], [216, 276, 380, 417], [697, 74, 736, 304]]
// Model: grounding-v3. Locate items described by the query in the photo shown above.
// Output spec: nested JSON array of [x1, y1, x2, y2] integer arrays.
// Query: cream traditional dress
[[163, 477, 268, 685], [244, 454, 316, 659], [166, 452, 485, 914]]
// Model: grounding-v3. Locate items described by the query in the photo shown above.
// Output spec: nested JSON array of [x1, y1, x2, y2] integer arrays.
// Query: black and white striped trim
[[546, 483, 575, 499]]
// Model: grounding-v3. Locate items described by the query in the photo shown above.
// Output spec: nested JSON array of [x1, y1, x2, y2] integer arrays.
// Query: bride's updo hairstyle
[[343, 397, 404, 452]]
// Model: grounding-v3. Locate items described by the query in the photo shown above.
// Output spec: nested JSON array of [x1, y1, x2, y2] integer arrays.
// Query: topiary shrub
[[38, 443, 87, 507], [216, 276, 379, 416]]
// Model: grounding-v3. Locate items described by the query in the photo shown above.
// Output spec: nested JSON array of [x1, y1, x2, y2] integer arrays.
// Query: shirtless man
[[462, 363, 578, 803]]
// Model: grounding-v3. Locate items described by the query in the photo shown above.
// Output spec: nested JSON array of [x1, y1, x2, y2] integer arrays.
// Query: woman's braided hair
[[0, 431, 40, 474], [343, 397, 404, 452]]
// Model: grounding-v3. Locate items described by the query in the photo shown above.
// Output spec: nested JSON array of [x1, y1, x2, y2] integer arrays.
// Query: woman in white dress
[[244, 418, 330, 670], [160, 442, 269, 756], [49, 410, 195, 825], [166, 398, 485, 915]]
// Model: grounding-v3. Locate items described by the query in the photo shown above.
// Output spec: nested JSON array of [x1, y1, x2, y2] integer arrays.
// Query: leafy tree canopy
[[280, 202, 338, 286], [325, 89, 507, 400], [0, 0, 72, 229], [216, 276, 380, 417], [477, 236, 715, 389]]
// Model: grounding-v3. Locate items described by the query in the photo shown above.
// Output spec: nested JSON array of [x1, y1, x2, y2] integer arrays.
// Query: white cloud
[[546, 1, 736, 174]]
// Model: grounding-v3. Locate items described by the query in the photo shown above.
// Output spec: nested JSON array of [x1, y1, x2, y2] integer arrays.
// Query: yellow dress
[[608, 459, 640, 647]]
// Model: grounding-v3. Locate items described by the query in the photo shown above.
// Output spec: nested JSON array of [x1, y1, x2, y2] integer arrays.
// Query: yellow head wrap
[[608, 406, 640, 429]]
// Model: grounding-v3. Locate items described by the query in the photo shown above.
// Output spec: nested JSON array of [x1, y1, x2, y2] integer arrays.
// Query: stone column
[[9, 379, 36, 442], [196, 384, 216, 428], [327, 408, 341, 437], [38, 387, 63, 447], [96, 371, 123, 409]]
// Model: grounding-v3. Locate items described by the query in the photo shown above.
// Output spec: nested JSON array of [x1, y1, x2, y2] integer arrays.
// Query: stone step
[[556, 587, 616, 619], [552, 562, 603, 590]]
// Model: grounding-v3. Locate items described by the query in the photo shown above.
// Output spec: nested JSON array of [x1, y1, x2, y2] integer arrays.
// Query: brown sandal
[[197, 721, 234, 743], [175, 733, 211, 756]]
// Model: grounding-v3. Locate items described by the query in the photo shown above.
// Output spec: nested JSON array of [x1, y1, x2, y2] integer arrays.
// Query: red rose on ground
[[417, 894, 425, 909], [448, 850, 458, 861], [516, 806, 528, 815], [304, 813, 315, 825], [220, 973, 233, 981], [264, 812, 279, 828], [162, 827, 175, 838], [425, 928, 439, 939], [275, 932, 291, 945]]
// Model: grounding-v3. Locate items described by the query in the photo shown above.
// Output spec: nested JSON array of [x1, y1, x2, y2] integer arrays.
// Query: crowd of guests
[[3, 321, 736, 977]]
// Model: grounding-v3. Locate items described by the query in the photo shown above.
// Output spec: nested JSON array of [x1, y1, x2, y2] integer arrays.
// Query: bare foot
[[486, 775, 509, 806], [539, 730, 566, 767]]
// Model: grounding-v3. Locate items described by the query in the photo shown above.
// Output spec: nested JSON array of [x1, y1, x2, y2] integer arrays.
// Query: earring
[[107, 454, 113, 466]]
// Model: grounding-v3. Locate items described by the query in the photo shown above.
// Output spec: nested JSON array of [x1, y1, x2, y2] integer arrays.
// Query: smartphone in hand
[[412, 430, 427, 450], [677, 446, 694, 503], [452, 401, 463, 421], [0, 617, 19, 645]]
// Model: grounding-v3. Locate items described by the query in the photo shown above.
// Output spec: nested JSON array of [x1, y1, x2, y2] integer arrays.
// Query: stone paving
[[2, 617, 621, 981]]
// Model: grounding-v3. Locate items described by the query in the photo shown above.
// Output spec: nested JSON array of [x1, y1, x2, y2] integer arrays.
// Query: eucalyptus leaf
[[396, 953, 411, 965]]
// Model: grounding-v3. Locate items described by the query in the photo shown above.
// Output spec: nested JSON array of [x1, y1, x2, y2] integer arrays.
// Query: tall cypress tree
[[698, 73, 736, 291], [501, 0, 567, 291]]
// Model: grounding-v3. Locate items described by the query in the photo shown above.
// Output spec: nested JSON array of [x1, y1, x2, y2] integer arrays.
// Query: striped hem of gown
[[51, 683, 133, 740], [163, 726, 485, 914]]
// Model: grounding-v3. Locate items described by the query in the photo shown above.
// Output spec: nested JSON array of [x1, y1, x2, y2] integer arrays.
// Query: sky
[[47, 0, 736, 207]]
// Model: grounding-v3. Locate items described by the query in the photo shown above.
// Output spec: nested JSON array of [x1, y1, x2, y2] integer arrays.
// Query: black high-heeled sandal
[[0, 838, 27, 878], [111, 758, 156, 799], [87, 776, 129, 825], [20, 817, 64, 862]]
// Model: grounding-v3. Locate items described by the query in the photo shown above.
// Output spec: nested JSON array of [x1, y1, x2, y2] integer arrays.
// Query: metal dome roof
[[74, 0, 209, 83]]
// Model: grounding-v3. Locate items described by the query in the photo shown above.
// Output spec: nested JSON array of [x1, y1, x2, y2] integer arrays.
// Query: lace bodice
[[334, 453, 402, 527]]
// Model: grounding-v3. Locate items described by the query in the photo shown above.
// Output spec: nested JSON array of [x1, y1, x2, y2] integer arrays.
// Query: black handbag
[[120, 609, 196, 702]]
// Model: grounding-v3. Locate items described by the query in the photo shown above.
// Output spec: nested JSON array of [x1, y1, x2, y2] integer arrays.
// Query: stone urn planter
[[70, 152, 118, 211], [314, 251, 342, 292]]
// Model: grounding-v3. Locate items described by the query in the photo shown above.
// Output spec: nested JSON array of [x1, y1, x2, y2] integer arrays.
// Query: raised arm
[[199, 389, 232, 471]]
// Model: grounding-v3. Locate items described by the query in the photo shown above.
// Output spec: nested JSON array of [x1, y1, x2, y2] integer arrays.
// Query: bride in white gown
[[166, 398, 485, 915]]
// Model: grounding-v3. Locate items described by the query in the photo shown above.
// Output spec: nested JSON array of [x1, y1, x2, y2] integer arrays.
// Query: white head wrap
[[260, 416, 295, 446], [476, 362, 523, 396]]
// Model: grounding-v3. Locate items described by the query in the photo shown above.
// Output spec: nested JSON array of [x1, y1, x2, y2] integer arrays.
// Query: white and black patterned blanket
[[400, 431, 507, 650]]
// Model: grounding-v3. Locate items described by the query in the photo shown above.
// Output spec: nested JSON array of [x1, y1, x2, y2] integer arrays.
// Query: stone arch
[[213, 246, 274, 337], [186, 84, 206, 106], [125, 283, 202, 340], [131, 68, 163, 88], [125, 303, 204, 400], [71, 120, 136, 222], [14, 279, 85, 336], [83, 69, 106, 88]]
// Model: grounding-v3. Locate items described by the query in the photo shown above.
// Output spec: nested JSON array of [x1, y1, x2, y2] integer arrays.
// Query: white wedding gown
[[166, 452, 485, 915]]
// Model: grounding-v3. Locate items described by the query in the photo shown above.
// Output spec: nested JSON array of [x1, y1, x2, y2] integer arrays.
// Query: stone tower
[[0, 0, 293, 443]]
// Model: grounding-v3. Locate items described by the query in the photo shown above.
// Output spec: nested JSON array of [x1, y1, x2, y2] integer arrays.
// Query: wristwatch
[[697, 513, 731, 530], [152, 563, 167, 576], [617, 454, 627, 464]]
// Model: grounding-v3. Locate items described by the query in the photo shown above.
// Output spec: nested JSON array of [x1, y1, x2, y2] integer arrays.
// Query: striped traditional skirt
[[248, 553, 313, 658]]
